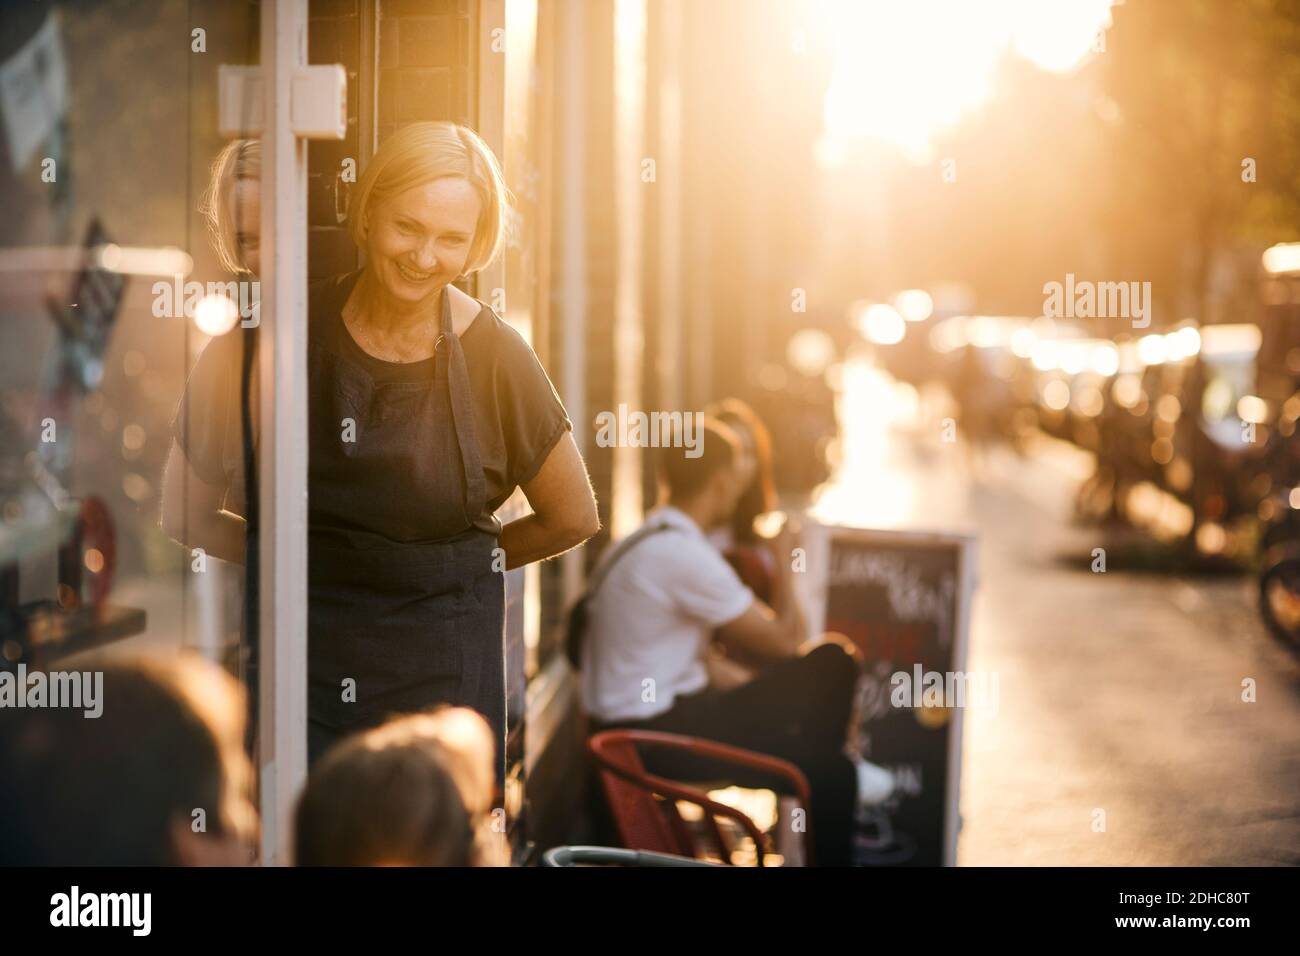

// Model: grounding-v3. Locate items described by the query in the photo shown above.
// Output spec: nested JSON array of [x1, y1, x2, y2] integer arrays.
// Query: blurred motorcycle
[[1256, 389, 1300, 658]]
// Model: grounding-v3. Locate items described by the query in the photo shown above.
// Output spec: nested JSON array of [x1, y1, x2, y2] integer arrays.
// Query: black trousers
[[598, 643, 860, 866]]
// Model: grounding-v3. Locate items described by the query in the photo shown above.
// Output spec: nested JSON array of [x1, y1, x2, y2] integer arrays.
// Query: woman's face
[[365, 176, 481, 308], [231, 177, 260, 275]]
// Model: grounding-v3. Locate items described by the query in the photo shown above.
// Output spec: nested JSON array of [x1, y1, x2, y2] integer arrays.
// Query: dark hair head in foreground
[[0, 651, 258, 866]]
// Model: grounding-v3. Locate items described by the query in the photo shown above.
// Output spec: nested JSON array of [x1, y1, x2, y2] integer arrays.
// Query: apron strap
[[439, 286, 488, 524]]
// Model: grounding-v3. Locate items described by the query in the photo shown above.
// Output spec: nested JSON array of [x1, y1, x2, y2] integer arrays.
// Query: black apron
[[299, 281, 506, 784]]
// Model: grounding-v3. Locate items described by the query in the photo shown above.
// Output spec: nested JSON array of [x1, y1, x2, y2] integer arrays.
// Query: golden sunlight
[[814, 0, 1114, 163]]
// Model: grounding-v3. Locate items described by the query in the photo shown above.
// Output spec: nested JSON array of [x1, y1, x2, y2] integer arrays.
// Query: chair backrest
[[541, 845, 721, 867], [587, 728, 813, 866], [588, 732, 696, 858]]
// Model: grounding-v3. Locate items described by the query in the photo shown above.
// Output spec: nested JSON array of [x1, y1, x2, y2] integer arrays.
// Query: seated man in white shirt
[[579, 417, 893, 866]]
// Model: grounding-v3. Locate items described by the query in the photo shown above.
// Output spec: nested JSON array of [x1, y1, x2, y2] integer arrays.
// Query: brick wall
[[307, 0, 362, 280], [307, 0, 476, 283], [377, 0, 475, 143]]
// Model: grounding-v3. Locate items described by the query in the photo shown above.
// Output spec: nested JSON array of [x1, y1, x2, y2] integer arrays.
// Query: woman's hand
[[498, 431, 599, 569], [762, 511, 802, 570], [160, 439, 248, 565]]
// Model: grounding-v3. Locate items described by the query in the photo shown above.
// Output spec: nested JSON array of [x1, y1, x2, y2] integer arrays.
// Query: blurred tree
[[1100, 0, 1300, 325]]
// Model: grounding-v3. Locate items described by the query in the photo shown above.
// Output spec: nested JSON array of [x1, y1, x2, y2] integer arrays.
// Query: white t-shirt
[[580, 505, 755, 723]]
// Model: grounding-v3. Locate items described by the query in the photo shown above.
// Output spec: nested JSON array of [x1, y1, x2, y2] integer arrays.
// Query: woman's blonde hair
[[348, 122, 512, 276], [199, 139, 261, 275]]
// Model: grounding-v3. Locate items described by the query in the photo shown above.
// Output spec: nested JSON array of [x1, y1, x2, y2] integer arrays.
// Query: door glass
[[0, 1, 263, 864]]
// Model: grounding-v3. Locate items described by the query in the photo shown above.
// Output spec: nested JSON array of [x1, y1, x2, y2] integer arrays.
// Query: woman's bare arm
[[498, 431, 599, 570], [160, 439, 247, 565], [713, 524, 806, 664]]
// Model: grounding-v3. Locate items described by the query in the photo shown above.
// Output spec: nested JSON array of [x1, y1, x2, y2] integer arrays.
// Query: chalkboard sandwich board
[[797, 523, 978, 866]]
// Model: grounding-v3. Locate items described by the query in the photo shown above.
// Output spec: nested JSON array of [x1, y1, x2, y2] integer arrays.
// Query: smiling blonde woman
[[166, 122, 599, 784]]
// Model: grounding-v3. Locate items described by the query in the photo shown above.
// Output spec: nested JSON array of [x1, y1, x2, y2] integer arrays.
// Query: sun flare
[[813, 0, 1114, 164]]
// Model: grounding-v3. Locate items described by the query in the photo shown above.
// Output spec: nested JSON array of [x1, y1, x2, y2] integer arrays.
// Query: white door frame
[[257, 0, 310, 867]]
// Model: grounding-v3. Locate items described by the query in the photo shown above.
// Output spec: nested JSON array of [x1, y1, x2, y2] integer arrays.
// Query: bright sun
[[813, 0, 1115, 164]]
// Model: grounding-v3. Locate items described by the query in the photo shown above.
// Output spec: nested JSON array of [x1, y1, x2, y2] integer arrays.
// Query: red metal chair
[[587, 729, 815, 866]]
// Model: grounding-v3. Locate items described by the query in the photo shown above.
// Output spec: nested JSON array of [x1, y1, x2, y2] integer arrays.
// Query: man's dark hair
[[656, 415, 742, 503], [0, 652, 254, 865]]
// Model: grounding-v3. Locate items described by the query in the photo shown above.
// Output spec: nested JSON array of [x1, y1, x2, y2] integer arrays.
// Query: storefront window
[[0, 1, 265, 855]]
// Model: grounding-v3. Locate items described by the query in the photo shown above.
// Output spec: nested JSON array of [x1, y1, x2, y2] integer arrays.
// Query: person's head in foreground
[[657, 415, 748, 530], [294, 706, 503, 867], [0, 651, 259, 866]]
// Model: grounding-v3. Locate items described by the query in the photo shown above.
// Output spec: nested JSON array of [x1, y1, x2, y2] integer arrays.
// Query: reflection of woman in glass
[[163, 123, 599, 779], [201, 138, 261, 277], [160, 139, 261, 568]]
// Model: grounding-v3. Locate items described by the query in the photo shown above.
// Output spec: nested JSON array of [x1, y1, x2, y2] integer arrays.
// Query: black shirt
[[170, 271, 573, 540]]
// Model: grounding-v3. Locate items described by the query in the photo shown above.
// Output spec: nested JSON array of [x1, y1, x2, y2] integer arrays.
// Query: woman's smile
[[395, 260, 436, 284]]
